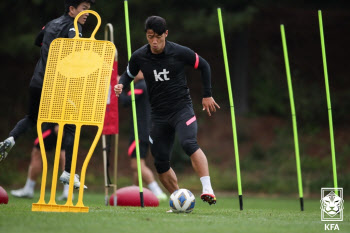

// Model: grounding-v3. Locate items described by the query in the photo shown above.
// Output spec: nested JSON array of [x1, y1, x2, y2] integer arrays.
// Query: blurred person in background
[[0, 0, 95, 189], [119, 72, 167, 201], [11, 124, 70, 200]]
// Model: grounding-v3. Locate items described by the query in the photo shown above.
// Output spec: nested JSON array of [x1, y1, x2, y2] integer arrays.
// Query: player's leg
[[150, 116, 178, 194], [130, 141, 167, 200], [11, 123, 68, 199], [29, 147, 43, 180], [130, 141, 155, 184], [130, 158, 155, 185], [158, 168, 178, 194], [44, 124, 70, 199], [57, 149, 70, 200], [0, 87, 41, 162], [39, 124, 70, 199], [11, 123, 53, 198], [128, 139, 144, 185], [10, 147, 41, 198], [173, 106, 216, 205], [59, 124, 87, 189], [190, 149, 216, 204]]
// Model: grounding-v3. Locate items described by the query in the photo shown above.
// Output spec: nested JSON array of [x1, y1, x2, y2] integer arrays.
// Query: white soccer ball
[[169, 189, 195, 213]]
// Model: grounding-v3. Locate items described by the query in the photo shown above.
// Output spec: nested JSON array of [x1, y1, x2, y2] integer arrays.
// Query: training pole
[[102, 135, 109, 205], [124, 0, 144, 207], [318, 10, 338, 191], [280, 24, 304, 211], [113, 135, 118, 205], [217, 8, 243, 210]]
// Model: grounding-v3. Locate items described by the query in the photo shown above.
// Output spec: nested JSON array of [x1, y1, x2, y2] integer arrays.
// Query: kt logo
[[154, 69, 170, 81]]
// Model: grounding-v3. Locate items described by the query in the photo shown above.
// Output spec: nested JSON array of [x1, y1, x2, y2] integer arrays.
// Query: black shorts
[[149, 105, 199, 163], [128, 140, 149, 159], [34, 123, 62, 151]]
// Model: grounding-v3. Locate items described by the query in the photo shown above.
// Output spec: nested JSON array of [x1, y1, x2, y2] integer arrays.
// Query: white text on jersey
[[153, 69, 170, 81]]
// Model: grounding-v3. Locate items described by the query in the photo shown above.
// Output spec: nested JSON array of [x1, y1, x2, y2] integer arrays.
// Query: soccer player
[[114, 16, 220, 205], [0, 0, 95, 189], [119, 72, 167, 201], [11, 124, 70, 200]]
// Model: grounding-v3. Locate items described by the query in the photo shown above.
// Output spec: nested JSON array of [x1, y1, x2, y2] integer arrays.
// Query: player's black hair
[[64, 0, 95, 14], [144, 16, 167, 35]]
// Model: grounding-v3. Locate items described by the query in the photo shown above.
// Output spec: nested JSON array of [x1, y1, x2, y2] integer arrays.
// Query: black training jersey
[[119, 41, 212, 115], [30, 14, 83, 88]]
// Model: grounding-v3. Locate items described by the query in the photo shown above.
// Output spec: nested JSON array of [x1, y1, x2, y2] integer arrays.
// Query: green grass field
[[0, 192, 349, 233]]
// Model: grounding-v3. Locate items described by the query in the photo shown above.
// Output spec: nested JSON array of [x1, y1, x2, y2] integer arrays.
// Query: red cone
[[0, 186, 9, 204], [109, 186, 159, 207]]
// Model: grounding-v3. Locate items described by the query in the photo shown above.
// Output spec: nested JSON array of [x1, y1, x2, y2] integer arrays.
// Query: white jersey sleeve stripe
[[127, 65, 136, 79]]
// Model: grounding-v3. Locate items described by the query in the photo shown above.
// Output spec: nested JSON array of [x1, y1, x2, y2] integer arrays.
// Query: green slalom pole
[[124, 0, 144, 207], [217, 8, 243, 210], [318, 10, 338, 192], [280, 25, 304, 211]]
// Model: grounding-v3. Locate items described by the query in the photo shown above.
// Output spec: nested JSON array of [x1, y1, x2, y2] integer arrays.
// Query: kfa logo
[[321, 188, 344, 231], [324, 224, 339, 231], [153, 69, 170, 81]]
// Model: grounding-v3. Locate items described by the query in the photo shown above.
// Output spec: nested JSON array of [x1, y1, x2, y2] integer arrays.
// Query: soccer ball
[[169, 189, 195, 213]]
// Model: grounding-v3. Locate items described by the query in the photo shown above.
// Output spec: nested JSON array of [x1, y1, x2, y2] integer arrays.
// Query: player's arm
[[67, 23, 82, 38], [119, 72, 145, 106], [180, 46, 220, 116], [34, 26, 45, 47], [196, 56, 221, 116], [114, 54, 139, 97]]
